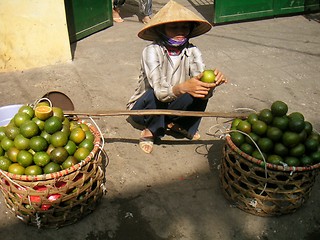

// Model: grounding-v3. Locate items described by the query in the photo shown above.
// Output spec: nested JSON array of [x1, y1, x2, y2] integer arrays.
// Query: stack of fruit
[[0, 103, 95, 175], [230, 100, 320, 167]]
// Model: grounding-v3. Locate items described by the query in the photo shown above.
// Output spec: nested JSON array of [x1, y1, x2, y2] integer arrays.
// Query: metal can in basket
[[219, 135, 320, 217]]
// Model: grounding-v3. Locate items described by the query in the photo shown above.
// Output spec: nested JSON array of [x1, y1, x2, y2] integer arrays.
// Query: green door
[[214, 0, 320, 24], [65, 0, 113, 43]]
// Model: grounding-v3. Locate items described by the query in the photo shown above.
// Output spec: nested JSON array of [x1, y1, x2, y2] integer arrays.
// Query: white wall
[[0, 0, 72, 72]]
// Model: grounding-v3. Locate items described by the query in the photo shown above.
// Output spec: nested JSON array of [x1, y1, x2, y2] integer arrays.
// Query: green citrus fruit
[[252, 120, 268, 136], [239, 143, 254, 155], [25, 165, 43, 175], [231, 118, 242, 130], [288, 117, 305, 133], [285, 156, 300, 166], [200, 70, 216, 83], [50, 131, 68, 147], [29, 136, 48, 152], [298, 130, 308, 142], [14, 112, 32, 127], [245, 132, 260, 147], [0, 146, 4, 156], [43, 162, 61, 174], [304, 121, 313, 136], [50, 147, 69, 164], [309, 132, 320, 143], [44, 116, 63, 134], [271, 101, 288, 117], [74, 147, 90, 161], [18, 105, 34, 118], [1, 137, 14, 151], [7, 146, 20, 162], [282, 131, 300, 148], [8, 163, 25, 175], [0, 127, 6, 141], [46, 144, 55, 155], [32, 117, 45, 131], [252, 150, 267, 161], [289, 143, 305, 157], [257, 138, 274, 153], [52, 107, 65, 121], [34, 106, 53, 121], [273, 142, 289, 157], [5, 124, 20, 140], [300, 155, 313, 166], [80, 123, 90, 132], [40, 131, 51, 144], [266, 126, 283, 142], [230, 132, 245, 147], [0, 156, 12, 171], [20, 120, 40, 138], [78, 139, 94, 152], [61, 124, 71, 136], [288, 112, 304, 121], [305, 138, 319, 152], [258, 109, 273, 124], [85, 130, 95, 142], [33, 151, 51, 167], [70, 127, 86, 144], [247, 113, 259, 125], [64, 140, 77, 156], [267, 155, 283, 165], [17, 150, 34, 167], [310, 151, 320, 163], [272, 116, 289, 131], [236, 120, 251, 134], [62, 156, 78, 169]]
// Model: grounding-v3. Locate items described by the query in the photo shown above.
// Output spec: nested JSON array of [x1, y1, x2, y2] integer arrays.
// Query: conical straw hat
[[138, 0, 212, 41]]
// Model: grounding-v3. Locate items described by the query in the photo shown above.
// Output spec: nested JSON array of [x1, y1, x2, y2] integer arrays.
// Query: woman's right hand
[[173, 74, 215, 98]]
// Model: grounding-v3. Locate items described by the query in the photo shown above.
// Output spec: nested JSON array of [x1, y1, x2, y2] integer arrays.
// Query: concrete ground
[[0, 1, 320, 239]]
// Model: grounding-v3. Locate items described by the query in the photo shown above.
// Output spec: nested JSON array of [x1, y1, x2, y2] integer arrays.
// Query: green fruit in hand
[[200, 70, 216, 83]]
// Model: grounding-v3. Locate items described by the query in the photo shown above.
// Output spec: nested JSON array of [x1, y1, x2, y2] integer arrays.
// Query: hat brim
[[137, 1, 213, 41], [138, 20, 212, 41]]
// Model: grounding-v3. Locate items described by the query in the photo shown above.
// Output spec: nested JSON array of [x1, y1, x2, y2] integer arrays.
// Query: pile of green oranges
[[230, 100, 320, 167], [0, 103, 95, 175]]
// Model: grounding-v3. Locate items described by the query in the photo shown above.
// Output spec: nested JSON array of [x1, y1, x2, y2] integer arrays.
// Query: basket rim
[[226, 135, 320, 172], [0, 119, 102, 181]]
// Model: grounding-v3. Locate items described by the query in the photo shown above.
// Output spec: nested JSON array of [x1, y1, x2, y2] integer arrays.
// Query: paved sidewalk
[[0, 1, 320, 239]]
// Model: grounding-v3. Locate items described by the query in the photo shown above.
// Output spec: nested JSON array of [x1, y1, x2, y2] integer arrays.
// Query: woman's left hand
[[212, 69, 228, 88]]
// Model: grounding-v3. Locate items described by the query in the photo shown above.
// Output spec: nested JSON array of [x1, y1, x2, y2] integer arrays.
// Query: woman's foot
[[113, 8, 124, 23], [142, 15, 151, 24], [139, 129, 154, 154], [167, 123, 200, 140]]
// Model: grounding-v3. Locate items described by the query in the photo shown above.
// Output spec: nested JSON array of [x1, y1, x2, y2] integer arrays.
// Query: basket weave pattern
[[220, 136, 319, 217], [0, 121, 105, 228]]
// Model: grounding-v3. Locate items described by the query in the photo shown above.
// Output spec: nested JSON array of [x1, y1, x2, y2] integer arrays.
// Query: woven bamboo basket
[[220, 135, 320, 217], [0, 120, 106, 228]]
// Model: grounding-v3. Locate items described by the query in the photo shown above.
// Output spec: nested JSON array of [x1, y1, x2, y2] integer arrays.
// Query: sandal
[[142, 16, 151, 24], [139, 129, 154, 154], [113, 9, 124, 23], [167, 123, 200, 140], [113, 17, 124, 23]]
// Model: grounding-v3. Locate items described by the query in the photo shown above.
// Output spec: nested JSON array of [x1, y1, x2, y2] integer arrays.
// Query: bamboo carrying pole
[[63, 109, 249, 119]]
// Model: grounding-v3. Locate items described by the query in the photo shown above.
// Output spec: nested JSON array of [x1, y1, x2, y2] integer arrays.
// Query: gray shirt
[[127, 42, 205, 109]]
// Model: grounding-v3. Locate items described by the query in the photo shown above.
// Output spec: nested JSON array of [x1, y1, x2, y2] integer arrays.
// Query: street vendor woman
[[127, 0, 228, 154]]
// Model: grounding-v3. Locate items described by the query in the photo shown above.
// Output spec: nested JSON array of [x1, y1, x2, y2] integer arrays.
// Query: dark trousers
[[131, 89, 208, 138]]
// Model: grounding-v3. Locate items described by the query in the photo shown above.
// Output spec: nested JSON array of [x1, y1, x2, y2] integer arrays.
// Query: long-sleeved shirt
[[127, 42, 205, 109]]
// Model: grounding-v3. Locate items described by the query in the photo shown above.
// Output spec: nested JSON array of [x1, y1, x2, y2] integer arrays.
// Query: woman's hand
[[213, 69, 228, 87], [172, 69, 228, 98]]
